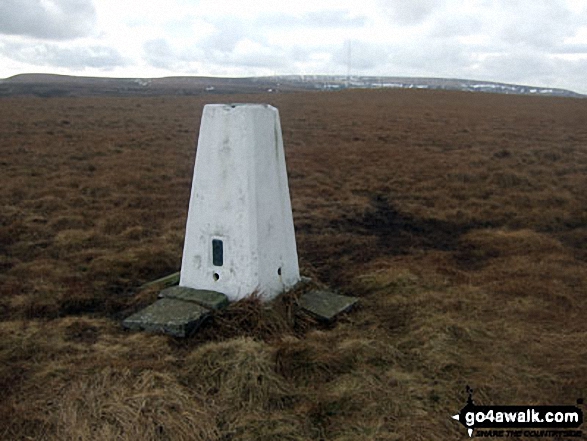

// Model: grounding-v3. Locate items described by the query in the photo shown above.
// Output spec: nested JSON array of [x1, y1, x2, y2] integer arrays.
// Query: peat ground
[[1, 89, 586, 440]]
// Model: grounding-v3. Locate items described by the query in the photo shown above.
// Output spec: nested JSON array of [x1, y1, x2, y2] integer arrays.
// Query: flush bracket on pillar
[[212, 238, 223, 266]]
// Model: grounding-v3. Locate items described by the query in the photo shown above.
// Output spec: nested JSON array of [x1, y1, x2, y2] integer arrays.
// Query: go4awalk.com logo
[[451, 387, 584, 438]]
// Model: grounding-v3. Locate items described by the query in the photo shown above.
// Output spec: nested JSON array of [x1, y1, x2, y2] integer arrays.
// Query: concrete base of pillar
[[298, 290, 359, 322], [122, 287, 229, 337]]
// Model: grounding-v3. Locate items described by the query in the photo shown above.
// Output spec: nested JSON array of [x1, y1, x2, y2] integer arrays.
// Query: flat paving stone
[[159, 286, 229, 310], [299, 290, 358, 322], [122, 298, 209, 337]]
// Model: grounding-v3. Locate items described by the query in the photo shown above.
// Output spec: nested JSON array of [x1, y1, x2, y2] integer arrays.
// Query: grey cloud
[[205, 45, 289, 70], [495, 0, 578, 49], [378, 0, 444, 25], [463, 46, 587, 94], [166, 16, 284, 70], [551, 43, 587, 55], [257, 10, 368, 28], [471, 50, 560, 86], [52, 46, 125, 69], [428, 15, 482, 38], [332, 41, 391, 70], [386, 0, 586, 88], [144, 39, 175, 69], [143, 39, 205, 70], [304, 10, 367, 27], [227, 51, 289, 69], [386, 39, 471, 77], [184, 12, 369, 72], [290, 46, 314, 62], [423, 0, 579, 51], [1, 42, 126, 69], [200, 18, 251, 52], [0, 0, 96, 40], [555, 58, 587, 93]]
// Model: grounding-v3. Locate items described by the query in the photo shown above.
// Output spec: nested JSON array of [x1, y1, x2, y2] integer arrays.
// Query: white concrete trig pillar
[[179, 104, 300, 301]]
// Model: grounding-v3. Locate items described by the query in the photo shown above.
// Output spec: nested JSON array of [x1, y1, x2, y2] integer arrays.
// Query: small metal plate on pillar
[[299, 290, 359, 322], [212, 239, 223, 266]]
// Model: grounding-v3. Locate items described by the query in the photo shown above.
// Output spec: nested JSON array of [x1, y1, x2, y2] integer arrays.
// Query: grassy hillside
[[1, 89, 586, 440]]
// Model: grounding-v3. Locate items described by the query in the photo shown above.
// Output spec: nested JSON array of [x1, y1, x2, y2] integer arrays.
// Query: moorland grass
[[1, 89, 586, 440]]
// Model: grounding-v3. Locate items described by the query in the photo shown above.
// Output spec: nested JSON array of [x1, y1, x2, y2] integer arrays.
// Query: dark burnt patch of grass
[[557, 227, 587, 261], [354, 194, 501, 253], [0, 331, 40, 397], [305, 194, 503, 284], [58, 295, 104, 316], [63, 319, 100, 344]]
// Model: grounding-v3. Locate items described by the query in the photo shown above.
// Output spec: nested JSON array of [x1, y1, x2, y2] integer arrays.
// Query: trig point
[[123, 103, 358, 337], [180, 104, 300, 301]]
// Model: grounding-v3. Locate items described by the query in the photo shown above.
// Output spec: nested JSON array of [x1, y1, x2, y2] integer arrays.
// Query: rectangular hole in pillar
[[212, 239, 223, 266]]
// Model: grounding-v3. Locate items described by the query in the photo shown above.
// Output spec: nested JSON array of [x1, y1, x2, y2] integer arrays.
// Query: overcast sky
[[1, 0, 586, 93]]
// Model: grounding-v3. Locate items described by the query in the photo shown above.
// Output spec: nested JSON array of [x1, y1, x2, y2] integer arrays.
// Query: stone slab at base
[[159, 286, 229, 310], [299, 290, 359, 322], [122, 298, 209, 337]]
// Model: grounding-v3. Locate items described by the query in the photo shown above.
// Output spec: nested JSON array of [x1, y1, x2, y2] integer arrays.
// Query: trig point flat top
[[179, 103, 300, 301]]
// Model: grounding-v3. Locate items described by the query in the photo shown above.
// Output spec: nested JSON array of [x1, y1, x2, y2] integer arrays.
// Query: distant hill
[[0, 73, 583, 98]]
